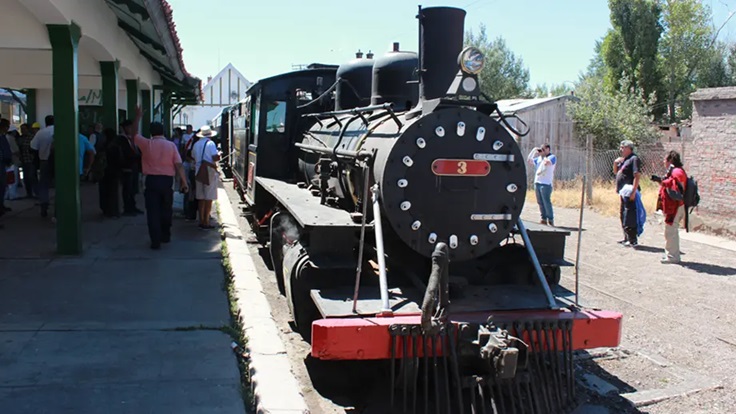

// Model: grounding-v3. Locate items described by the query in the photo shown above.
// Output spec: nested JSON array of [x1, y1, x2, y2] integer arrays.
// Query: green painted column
[[140, 89, 152, 137], [162, 90, 171, 137], [25, 89, 37, 124], [99, 61, 119, 129], [47, 23, 82, 255], [126, 79, 138, 126]]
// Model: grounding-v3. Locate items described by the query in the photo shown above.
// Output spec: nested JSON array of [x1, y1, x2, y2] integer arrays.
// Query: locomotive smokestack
[[393, 42, 400, 52], [356, 49, 364, 59], [418, 6, 466, 101], [367, 50, 374, 59]]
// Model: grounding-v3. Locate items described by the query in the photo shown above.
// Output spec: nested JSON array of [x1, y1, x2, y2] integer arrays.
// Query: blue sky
[[167, 0, 736, 88]]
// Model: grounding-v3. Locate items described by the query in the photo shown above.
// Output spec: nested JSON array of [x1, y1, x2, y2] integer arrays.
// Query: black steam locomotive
[[225, 6, 622, 413]]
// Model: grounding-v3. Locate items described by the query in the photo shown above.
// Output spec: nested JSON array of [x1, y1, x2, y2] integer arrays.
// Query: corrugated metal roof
[[496, 95, 574, 113]]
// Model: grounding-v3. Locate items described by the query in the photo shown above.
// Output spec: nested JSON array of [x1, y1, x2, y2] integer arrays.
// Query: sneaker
[[623, 241, 639, 248], [539, 220, 547, 225], [617, 239, 627, 244], [660, 258, 679, 264], [547, 220, 554, 227]]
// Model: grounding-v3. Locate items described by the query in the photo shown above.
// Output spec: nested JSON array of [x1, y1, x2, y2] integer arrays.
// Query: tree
[[567, 76, 660, 150], [532, 83, 574, 98], [695, 41, 733, 88], [602, 0, 663, 109], [728, 43, 736, 84], [659, 0, 713, 122], [465, 24, 530, 100]]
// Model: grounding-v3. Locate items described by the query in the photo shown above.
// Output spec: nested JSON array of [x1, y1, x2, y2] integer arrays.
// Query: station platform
[[0, 183, 246, 413]]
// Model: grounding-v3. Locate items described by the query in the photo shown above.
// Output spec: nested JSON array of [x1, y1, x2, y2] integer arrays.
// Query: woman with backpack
[[653, 150, 687, 264]]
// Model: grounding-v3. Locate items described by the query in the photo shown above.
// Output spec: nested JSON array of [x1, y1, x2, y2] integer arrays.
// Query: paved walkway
[[0, 183, 245, 413]]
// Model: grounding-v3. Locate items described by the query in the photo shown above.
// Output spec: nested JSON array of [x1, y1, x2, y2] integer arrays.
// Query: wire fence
[[524, 143, 683, 188]]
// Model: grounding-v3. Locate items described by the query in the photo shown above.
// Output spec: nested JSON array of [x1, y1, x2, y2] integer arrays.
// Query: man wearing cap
[[132, 106, 189, 249], [191, 125, 220, 229], [613, 140, 642, 247]]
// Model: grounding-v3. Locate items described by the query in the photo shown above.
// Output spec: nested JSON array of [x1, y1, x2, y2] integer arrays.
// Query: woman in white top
[[192, 126, 220, 229]]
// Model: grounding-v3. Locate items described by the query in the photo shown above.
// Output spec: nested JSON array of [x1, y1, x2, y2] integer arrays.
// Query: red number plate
[[431, 159, 490, 176]]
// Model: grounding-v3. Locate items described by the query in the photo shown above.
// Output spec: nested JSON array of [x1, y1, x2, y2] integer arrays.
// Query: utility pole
[[585, 134, 593, 205]]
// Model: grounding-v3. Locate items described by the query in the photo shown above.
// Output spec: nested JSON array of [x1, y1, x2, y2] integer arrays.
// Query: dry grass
[[526, 178, 660, 218]]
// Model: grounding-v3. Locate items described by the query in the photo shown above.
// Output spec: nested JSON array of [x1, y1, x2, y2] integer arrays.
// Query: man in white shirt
[[191, 125, 220, 229], [29, 115, 55, 217], [527, 143, 557, 226]]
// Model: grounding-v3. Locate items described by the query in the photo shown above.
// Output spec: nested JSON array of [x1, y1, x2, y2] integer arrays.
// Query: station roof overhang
[[0, 0, 200, 106], [105, 0, 200, 105]]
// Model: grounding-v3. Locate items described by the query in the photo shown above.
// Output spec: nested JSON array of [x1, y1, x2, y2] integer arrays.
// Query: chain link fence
[[524, 144, 678, 187]]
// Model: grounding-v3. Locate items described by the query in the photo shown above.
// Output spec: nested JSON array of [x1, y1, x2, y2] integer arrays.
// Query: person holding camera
[[651, 150, 687, 264], [527, 143, 557, 226]]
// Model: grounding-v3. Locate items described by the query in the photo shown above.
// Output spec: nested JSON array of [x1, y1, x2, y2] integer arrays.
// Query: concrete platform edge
[[217, 185, 310, 414]]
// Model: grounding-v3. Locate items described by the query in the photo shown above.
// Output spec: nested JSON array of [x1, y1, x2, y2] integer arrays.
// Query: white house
[[174, 63, 250, 129]]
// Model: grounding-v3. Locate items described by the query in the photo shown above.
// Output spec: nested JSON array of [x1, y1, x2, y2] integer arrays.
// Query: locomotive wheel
[[269, 212, 287, 294], [287, 256, 321, 342]]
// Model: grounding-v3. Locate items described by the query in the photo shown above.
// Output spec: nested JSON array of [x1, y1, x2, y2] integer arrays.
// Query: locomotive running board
[[311, 309, 622, 360]]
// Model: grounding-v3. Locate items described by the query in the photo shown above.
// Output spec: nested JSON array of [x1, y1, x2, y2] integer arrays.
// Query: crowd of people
[[0, 111, 221, 249], [528, 140, 691, 265]]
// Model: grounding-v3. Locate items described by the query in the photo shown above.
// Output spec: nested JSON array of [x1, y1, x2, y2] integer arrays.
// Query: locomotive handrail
[[302, 102, 394, 118], [516, 219, 558, 309], [294, 142, 373, 161]]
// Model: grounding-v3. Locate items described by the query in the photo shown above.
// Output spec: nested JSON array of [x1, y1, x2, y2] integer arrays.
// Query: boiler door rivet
[[435, 126, 445, 137], [412, 221, 421, 230], [400, 201, 411, 211], [488, 223, 498, 233], [476, 127, 486, 141], [506, 183, 518, 193], [457, 122, 466, 137], [397, 179, 408, 188], [416, 137, 426, 148], [470, 235, 479, 245], [449, 235, 458, 249], [428, 233, 438, 243], [493, 140, 503, 151], [403, 156, 414, 167]]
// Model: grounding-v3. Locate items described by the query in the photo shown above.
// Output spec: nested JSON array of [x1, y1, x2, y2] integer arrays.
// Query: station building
[[1, 0, 201, 254]]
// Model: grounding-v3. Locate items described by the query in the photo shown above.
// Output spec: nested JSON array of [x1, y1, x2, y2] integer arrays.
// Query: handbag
[[195, 139, 216, 185]]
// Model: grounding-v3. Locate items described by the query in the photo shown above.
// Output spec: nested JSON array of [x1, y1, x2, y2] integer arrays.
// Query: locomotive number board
[[431, 159, 491, 177]]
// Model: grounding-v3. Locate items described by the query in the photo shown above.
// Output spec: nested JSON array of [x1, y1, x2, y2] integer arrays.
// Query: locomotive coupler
[[473, 324, 528, 380]]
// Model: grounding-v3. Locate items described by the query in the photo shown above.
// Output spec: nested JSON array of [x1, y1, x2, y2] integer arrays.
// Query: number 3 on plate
[[457, 161, 468, 174]]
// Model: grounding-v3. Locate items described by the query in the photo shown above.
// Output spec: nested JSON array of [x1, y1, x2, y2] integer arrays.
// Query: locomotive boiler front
[[363, 108, 527, 262]]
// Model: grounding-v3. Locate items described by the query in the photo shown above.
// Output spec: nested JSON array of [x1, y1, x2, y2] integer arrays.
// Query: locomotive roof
[[238, 67, 338, 102]]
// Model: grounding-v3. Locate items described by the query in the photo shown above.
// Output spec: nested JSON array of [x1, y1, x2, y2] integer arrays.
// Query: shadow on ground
[[678, 261, 736, 276]]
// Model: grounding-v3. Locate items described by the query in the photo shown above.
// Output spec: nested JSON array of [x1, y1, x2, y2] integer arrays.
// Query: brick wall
[[689, 87, 736, 237]]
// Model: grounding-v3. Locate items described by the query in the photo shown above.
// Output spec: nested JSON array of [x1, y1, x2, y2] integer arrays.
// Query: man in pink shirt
[[133, 106, 189, 249]]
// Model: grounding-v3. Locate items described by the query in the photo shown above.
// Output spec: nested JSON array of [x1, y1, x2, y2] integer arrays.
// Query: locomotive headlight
[[459, 47, 484, 75]]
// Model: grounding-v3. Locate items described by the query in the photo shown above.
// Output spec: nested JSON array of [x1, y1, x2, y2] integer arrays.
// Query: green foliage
[[465, 24, 530, 100], [603, 0, 663, 106], [729, 44, 736, 83], [532, 83, 575, 98], [567, 76, 660, 150], [659, 0, 714, 122], [696, 41, 733, 88]]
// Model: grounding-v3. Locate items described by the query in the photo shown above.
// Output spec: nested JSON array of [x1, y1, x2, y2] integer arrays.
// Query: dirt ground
[[224, 179, 736, 414]]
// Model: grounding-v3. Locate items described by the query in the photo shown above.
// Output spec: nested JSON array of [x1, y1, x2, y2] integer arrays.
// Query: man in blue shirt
[[78, 133, 96, 177], [527, 143, 557, 226]]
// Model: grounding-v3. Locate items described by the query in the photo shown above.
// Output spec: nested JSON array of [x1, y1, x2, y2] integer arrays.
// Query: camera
[[651, 175, 661, 183]]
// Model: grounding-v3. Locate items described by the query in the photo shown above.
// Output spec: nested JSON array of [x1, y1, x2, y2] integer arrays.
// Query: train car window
[[251, 95, 260, 145], [265, 101, 286, 133]]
